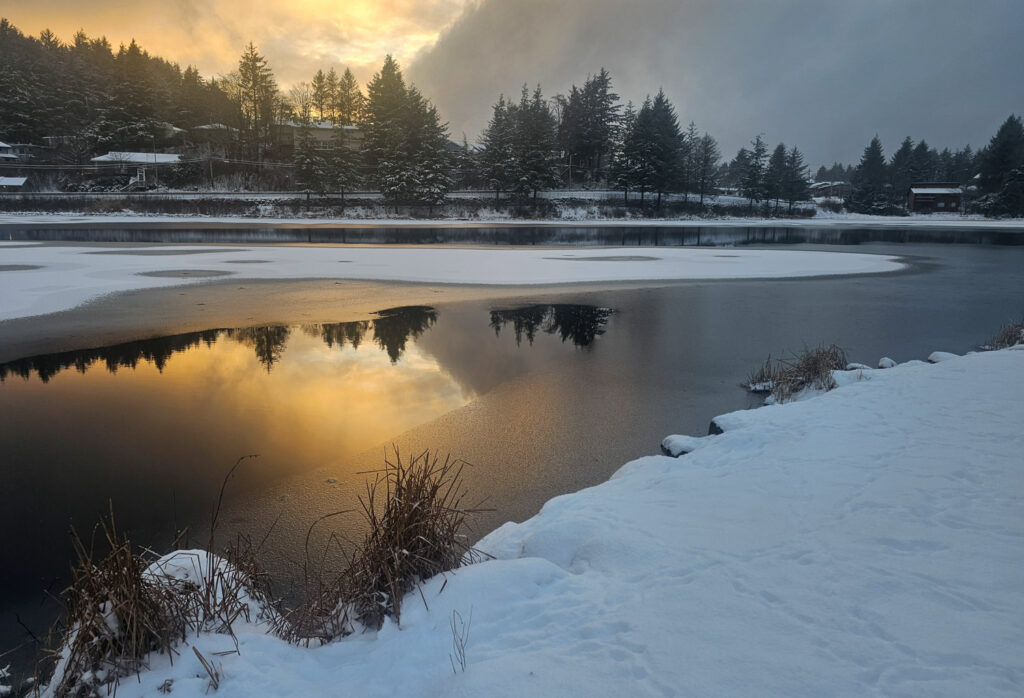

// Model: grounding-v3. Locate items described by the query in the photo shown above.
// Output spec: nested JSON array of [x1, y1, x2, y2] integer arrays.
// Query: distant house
[[0, 141, 18, 162], [0, 176, 28, 191], [90, 152, 182, 188], [275, 121, 363, 151], [810, 181, 852, 199], [907, 183, 962, 213]]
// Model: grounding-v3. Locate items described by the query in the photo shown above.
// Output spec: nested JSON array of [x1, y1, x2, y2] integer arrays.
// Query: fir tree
[[765, 142, 788, 214], [848, 135, 890, 214], [783, 146, 810, 214], [742, 135, 768, 209], [979, 115, 1024, 193], [694, 132, 721, 207], [335, 68, 365, 126]]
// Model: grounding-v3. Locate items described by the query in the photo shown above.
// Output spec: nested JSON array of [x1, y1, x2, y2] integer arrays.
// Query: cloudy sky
[[6, 0, 1023, 167]]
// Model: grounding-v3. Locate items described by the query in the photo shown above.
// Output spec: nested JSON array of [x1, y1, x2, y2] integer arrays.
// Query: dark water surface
[[1, 242, 1022, 674]]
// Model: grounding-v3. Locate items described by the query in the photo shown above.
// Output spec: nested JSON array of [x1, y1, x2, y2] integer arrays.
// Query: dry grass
[[747, 344, 849, 402], [985, 320, 1024, 350], [342, 449, 490, 630], [46, 512, 185, 697]]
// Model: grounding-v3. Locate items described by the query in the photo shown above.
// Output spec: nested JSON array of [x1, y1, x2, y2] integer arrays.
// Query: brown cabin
[[907, 182, 962, 213]]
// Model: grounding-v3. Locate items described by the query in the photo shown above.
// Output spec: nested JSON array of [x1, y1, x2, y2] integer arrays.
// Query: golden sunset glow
[[3, 0, 474, 85]]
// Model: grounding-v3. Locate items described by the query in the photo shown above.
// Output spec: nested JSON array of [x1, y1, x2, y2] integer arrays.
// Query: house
[[90, 152, 182, 188], [0, 176, 28, 191], [809, 181, 852, 199], [274, 121, 363, 152], [0, 141, 18, 162], [907, 182, 962, 213]]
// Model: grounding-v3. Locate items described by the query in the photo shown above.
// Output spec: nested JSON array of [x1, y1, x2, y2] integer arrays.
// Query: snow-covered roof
[[910, 187, 961, 195], [0, 152, 18, 160], [0, 176, 27, 187], [193, 123, 238, 132], [90, 152, 182, 164], [0, 141, 11, 149], [276, 120, 360, 130]]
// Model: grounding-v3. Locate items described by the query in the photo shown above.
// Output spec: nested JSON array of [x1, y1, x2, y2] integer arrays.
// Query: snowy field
[[0, 243, 902, 321], [24, 346, 1023, 697]]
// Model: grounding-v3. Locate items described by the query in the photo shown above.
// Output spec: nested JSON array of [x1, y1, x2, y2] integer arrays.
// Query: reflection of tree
[[0, 330, 223, 383], [228, 325, 292, 372], [489, 305, 613, 348], [302, 320, 371, 351], [371, 306, 438, 364]]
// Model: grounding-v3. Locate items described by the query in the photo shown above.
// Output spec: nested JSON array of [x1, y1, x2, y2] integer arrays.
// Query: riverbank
[[20, 342, 1023, 697]]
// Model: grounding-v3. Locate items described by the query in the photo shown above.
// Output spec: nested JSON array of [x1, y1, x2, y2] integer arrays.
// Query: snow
[[0, 243, 902, 321], [927, 351, 960, 363], [40, 348, 1023, 697], [910, 188, 962, 195], [0, 177, 26, 187], [89, 152, 182, 164]]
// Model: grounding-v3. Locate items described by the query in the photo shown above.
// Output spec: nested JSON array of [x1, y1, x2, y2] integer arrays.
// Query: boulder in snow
[[928, 351, 960, 363], [878, 357, 897, 368]]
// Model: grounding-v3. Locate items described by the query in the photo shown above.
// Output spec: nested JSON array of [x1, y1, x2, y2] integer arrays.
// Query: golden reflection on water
[[1, 323, 473, 484]]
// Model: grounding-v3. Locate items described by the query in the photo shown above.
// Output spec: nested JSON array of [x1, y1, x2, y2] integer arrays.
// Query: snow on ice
[[0, 243, 902, 321]]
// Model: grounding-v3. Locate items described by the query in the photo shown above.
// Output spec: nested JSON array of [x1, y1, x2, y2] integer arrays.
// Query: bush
[[986, 320, 1024, 349]]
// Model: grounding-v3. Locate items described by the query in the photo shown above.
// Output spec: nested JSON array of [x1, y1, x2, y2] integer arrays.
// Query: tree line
[[847, 116, 1024, 216]]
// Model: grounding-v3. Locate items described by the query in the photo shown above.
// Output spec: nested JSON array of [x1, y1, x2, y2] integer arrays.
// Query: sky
[[5, 0, 1024, 168]]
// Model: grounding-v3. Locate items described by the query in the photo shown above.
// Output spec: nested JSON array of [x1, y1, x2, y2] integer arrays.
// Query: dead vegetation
[[985, 320, 1024, 350], [746, 344, 849, 402], [37, 449, 486, 694]]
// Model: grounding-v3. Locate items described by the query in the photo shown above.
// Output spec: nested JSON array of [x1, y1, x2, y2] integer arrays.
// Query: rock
[[878, 357, 897, 369], [927, 351, 959, 363], [708, 419, 725, 436], [846, 362, 871, 371], [661, 435, 704, 457]]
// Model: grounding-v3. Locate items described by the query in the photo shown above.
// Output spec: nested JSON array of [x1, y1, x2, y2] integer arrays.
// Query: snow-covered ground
[[0, 243, 902, 321], [25, 346, 1022, 697], [1, 211, 1023, 228]]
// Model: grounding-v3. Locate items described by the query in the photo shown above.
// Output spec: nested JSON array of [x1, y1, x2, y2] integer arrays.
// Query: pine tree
[[783, 146, 809, 214], [848, 135, 890, 214], [293, 123, 326, 196], [648, 89, 682, 208], [480, 95, 518, 200], [311, 69, 328, 122], [979, 115, 1024, 193], [889, 136, 915, 200], [679, 121, 700, 200], [335, 68, 365, 126], [325, 125, 360, 204], [234, 42, 278, 159], [742, 135, 768, 209], [694, 132, 721, 207], [609, 101, 637, 202], [765, 142, 788, 214], [325, 68, 340, 123]]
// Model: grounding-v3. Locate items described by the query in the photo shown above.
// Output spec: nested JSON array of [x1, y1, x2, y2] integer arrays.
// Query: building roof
[[276, 120, 360, 130], [910, 187, 961, 195], [0, 141, 11, 149], [90, 152, 182, 164], [0, 176, 28, 187]]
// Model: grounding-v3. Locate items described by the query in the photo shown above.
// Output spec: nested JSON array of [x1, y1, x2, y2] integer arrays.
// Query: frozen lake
[[1, 241, 1022, 673]]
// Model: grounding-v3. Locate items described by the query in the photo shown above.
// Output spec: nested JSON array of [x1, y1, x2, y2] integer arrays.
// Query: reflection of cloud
[[5, 0, 473, 85]]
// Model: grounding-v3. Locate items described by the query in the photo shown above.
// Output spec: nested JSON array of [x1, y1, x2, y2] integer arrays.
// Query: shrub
[[747, 344, 848, 402], [986, 320, 1024, 349]]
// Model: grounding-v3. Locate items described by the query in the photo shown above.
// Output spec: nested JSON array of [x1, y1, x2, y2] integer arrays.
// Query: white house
[[90, 151, 182, 187]]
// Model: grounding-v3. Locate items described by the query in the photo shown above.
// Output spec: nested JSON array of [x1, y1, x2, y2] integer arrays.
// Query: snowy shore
[[23, 345, 1023, 697]]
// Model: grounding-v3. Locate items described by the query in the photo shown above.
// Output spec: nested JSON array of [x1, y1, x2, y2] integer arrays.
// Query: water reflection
[[0, 306, 444, 382], [489, 304, 614, 348]]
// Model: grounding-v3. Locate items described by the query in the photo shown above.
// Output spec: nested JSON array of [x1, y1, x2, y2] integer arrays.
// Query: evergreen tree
[[783, 146, 810, 213], [679, 121, 700, 200], [234, 42, 278, 159], [608, 101, 637, 202], [556, 68, 620, 184], [480, 95, 518, 200], [325, 68, 340, 123], [848, 135, 890, 214], [311, 69, 328, 121], [694, 132, 721, 206], [335, 67, 365, 126], [889, 136, 915, 199], [293, 122, 326, 196], [765, 142, 788, 214], [742, 135, 768, 209], [725, 148, 751, 190], [979, 114, 1024, 193], [514, 85, 560, 199], [325, 125, 361, 204]]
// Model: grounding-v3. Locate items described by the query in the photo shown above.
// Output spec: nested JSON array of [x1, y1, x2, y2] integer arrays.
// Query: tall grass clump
[[985, 320, 1024, 349], [42, 515, 185, 697], [343, 450, 488, 630], [747, 344, 848, 402]]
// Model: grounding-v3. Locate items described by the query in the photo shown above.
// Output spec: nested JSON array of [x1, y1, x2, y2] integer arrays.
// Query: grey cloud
[[408, 0, 1024, 167]]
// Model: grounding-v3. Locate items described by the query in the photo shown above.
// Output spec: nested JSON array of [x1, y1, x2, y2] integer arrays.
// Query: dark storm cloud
[[408, 0, 1024, 167]]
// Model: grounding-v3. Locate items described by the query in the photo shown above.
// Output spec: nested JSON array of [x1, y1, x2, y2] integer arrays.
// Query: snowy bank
[[0, 243, 902, 321], [39, 346, 1022, 697]]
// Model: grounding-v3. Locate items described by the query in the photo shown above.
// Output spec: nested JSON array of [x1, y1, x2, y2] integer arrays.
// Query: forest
[[1, 19, 1022, 216]]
